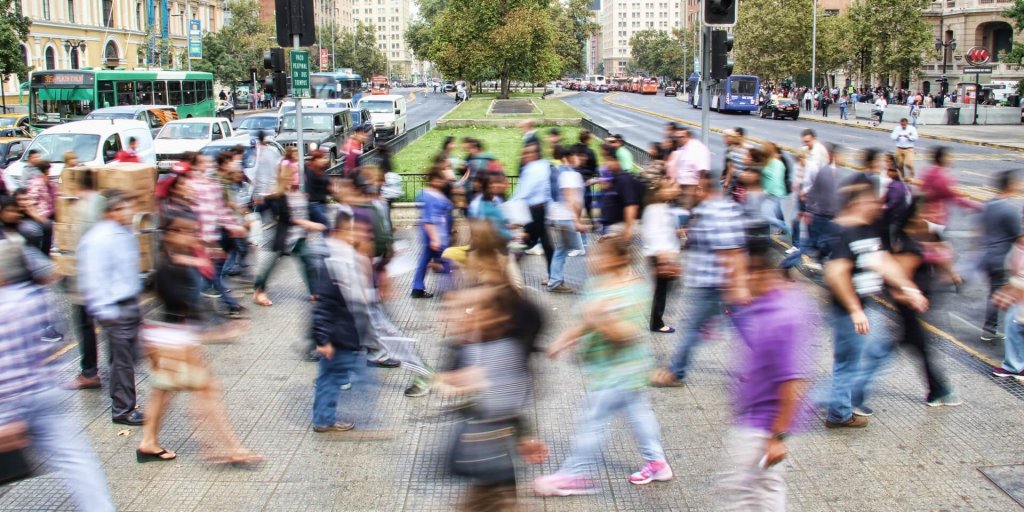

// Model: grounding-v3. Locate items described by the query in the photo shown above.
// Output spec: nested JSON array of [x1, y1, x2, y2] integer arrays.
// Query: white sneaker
[[525, 245, 544, 256], [568, 249, 585, 257]]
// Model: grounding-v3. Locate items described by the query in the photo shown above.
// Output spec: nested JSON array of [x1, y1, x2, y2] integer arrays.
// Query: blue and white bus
[[689, 74, 760, 113], [310, 70, 364, 104]]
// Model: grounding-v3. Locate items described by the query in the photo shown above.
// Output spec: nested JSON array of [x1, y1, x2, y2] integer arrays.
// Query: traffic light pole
[[294, 34, 305, 189], [700, 26, 711, 147]]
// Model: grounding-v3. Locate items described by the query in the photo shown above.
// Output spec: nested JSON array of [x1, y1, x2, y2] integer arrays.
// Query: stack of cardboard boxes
[[53, 163, 159, 276]]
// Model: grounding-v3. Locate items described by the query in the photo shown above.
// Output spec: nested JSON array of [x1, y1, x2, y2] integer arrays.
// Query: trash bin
[[946, 107, 961, 125]]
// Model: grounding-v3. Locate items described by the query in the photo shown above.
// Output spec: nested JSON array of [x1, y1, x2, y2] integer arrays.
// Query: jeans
[[718, 427, 786, 512], [311, 349, 362, 428], [782, 214, 836, 268], [670, 287, 725, 380], [222, 237, 250, 277], [827, 303, 883, 423], [73, 304, 98, 378], [839, 105, 848, 120], [762, 196, 788, 234], [1001, 305, 1024, 373], [308, 201, 329, 227], [412, 243, 450, 292], [255, 238, 316, 295], [99, 301, 140, 418], [546, 220, 581, 289], [985, 267, 1009, 334], [204, 258, 240, 309], [16, 387, 115, 511], [559, 387, 665, 477]]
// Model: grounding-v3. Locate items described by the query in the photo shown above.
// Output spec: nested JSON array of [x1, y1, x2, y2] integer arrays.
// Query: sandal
[[209, 451, 263, 468], [136, 448, 177, 463], [253, 292, 273, 307], [650, 368, 684, 388]]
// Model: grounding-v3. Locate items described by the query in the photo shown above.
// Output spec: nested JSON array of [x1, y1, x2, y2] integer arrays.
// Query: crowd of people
[[761, 84, 964, 124], [0, 100, 1019, 511]]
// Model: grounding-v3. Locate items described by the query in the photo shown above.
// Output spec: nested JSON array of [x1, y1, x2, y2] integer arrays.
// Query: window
[[42, 0, 50, 20], [102, 135, 122, 163], [136, 81, 154, 104], [45, 47, 56, 70], [104, 41, 119, 66], [183, 80, 196, 105], [102, 0, 114, 27], [67, 0, 74, 22], [137, 2, 144, 30], [20, 44, 28, 68], [98, 80, 115, 108], [153, 81, 168, 104], [116, 81, 135, 106], [168, 80, 182, 105]]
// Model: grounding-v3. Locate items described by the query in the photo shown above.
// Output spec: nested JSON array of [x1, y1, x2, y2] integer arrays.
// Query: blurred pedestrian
[[981, 170, 1023, 343], [545, 147, 585, 293], [920, 146, 981, 290], [412, 166, 453, 298], [64, 169, 107, 390], [114, 137, 142, 163], [596, 144, 639, 240], [535, 235, 672, 495], [642, 178, 682, 334], [189, 154, 248, 317]]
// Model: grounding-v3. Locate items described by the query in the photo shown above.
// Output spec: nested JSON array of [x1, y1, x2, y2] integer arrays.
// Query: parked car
[[85, 105, 178, 138], [234, 113, 280, 136], [2, 120, 155, 191], [0, 137, 31, 171], [442, 81, 456, 93], [154, 117, 234, 171], [358, 94, 408, 140], [0, 113, 31, 135], [348, 108, 376, 150], [597, 84, 609, 93], [274, 108, 352, 166], [216, 100, 235, 122], [664, 86, 677, 97], [759, 98, 801, 120], [199, 135, 284, 182]]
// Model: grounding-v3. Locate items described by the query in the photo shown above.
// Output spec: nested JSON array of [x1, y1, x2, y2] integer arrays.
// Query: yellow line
[[770, 235, 1001, 368], [602, 93, 1000, 203]]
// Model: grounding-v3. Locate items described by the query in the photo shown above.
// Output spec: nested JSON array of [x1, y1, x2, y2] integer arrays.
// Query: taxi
[[0, 136, 32, 171], [0, 113, 31, 137]]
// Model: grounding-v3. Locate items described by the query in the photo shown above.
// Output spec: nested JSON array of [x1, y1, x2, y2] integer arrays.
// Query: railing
[[580, 118, 651, 171], [326, 120, 433, 175], [394, 174, 521, 203]]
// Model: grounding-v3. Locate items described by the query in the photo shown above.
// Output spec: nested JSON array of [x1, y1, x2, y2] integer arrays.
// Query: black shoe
[[225, 305, 249, 319], [367, 358, 401, 368], [113, 410, 145, 426], [411, 290, 434, 299]]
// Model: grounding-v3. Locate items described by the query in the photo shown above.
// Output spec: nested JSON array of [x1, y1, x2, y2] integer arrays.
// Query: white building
[[601, 0, 682, 76], [351, 0, 415, 80]]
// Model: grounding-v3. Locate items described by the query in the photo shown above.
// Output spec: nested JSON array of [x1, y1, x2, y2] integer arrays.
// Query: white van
[[278, 98, 327, 115], [357, 94, 408, 140], [2, 120, 155, 191]]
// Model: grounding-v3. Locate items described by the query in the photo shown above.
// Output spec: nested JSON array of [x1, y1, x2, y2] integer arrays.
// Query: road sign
[[290, 50, 310, 98], [965, 47, 990, 66], [188, 19, 202, 59], [963, 66, 993, 74]]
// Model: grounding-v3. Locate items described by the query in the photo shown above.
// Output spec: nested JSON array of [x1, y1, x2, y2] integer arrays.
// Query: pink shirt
[[670, 139, 711, 186]]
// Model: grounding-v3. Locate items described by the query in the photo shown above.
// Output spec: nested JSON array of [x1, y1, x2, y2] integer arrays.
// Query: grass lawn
[[444, 97, 583, 121], [391, 126, 587, 175]]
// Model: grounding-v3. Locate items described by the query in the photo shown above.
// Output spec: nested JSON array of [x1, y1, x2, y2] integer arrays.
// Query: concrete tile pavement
[[2, 230, 1024, 511]]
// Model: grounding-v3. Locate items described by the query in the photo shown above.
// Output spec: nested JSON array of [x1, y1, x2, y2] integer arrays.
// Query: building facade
[[351, 0, 415, 80], [4, 0, 227, 105], [916, 0, 1023, 96], [601, 0, 682, 76]]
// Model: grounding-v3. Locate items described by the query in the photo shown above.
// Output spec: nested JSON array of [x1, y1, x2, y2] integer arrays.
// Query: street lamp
[[64, 39, 86, 69], [935, 35, 957, 96]]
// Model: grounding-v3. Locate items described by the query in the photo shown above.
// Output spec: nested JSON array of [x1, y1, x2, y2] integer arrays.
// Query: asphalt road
[[565, 90, 1024, 367]]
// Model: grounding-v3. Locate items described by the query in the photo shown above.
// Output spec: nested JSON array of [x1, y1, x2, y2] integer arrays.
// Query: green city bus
[[28, 69, 216, 132]]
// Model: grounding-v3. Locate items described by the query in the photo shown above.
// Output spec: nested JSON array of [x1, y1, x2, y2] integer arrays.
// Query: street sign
[[963, 66, 993, 74], [290, 50, 310, 98], [188, 19, 202, 59], [965, 47, 991, 66]]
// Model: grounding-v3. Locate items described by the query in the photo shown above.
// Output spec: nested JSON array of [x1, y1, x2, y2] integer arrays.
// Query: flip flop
[[253, 293, 273, 307], [136, 449, 176, 463], [209, 452, 264, 469]]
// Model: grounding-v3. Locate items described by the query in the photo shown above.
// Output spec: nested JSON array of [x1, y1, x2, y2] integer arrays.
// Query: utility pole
[[700, 25, 711, 147], [811, 0, 817, 90], [294, 34, 305, 189]]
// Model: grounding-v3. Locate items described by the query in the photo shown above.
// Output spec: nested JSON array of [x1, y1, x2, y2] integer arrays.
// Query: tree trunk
[[500, 69, 510, 100]]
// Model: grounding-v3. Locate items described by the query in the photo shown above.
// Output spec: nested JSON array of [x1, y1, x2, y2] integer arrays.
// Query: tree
[[846, 0, 933, 86], [551, 0, 600, 77], [193, 0, 274, 85], [1001, 0, 1024, 65], [0, 0, 31, 81], [734, 0, 813, 81], [629, 29, 686, 79], [316, 22, 388, 78]]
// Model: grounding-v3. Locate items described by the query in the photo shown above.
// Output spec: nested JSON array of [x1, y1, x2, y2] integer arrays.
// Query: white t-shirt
[[548, 168, 584, 221]]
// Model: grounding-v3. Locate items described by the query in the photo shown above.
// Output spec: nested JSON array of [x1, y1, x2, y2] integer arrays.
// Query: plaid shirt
[[27, 174, 54, 219], [684, 198, 746, 289], [0, 283, 57, 427], [188, 175, 240, 246]]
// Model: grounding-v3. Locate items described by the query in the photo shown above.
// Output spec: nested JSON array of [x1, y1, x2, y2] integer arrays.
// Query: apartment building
[[601, 0, 682, 76], [351, 0, 416, 80]]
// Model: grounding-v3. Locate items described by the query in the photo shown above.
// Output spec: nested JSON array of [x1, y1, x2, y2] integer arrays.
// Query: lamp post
[[811, 0, 817, 90], [63, 39, 87, 70], [935, 9, 956, 97]]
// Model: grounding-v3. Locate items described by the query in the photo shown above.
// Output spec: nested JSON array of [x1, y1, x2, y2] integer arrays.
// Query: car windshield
[[359, 101, 394, 113], [349, 112, 361, 124], [280, 113, 334, 132], [777, 99, 796, 105], [238, 116, 278, 131], [26, 133, 100, 162], [0, 118, 16, 126], [158, 123, 211, 140], [86, 112, 135, 120]]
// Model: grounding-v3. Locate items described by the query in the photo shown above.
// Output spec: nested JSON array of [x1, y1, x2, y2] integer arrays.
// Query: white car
[[154, 117, 233, 171], [277, 98, 327, 115], [2, 120, 155, 192]]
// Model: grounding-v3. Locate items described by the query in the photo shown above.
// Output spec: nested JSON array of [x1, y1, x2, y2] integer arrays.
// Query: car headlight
[[382, 121, 395, 128], [307, 142, 318, 151]]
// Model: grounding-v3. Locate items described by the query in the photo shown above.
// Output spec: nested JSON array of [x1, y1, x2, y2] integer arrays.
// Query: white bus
[[986, 80, 1018, 103], [585, 74, 607, 87]]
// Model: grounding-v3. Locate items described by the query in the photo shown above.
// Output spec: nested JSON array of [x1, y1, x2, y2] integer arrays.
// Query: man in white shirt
[[803, 90, 813, 111], [890, 118, 919, 180], [873, 96, 888, 124], [546, 147, 585, 293], [667, 128, 710, 211], [801, 129, 830, 170]]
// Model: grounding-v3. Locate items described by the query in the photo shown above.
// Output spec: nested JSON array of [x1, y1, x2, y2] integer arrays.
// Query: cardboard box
[[54, 253, 77, 277], [137, 233, 154, 273], [54, 196, 79, 223], [57, 166, 90, 197], [132, 193, 157, 214], [53, 223, 80, 252], [95, 163, 157, 195]]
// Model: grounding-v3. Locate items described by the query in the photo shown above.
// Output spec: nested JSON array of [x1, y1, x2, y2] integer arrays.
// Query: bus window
[[98, 80, 115, 108], [136, 81, 154, 104], [183, 81, 196, 105], [169, 81, 182, 105], [153, 81, 168, 104], [116, 81, 135, 106], [197, 81, 207, 102], [730, 78, 757, 95]]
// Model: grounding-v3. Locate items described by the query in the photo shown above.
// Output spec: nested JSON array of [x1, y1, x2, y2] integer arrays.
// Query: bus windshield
[[30, 88, 94, 125], [27, 133, 100, 162]]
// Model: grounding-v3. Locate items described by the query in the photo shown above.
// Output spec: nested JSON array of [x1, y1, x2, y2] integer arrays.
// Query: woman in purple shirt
[[412, 167, 453, 298]]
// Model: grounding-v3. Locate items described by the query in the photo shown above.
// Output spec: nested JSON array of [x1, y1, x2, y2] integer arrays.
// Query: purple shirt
[[731, 286, 814, 432]]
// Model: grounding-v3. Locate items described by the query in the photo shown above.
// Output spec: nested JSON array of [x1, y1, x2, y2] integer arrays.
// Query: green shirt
[[762, 158, 787, 198], [616, 147, 635, 173], [577, 276, 653, 391]]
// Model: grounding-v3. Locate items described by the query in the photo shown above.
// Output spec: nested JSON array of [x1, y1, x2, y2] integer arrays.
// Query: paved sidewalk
[[2, 231, 1024, 511]]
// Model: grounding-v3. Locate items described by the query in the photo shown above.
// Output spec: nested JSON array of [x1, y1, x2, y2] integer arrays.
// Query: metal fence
[[326, 120, 433, 176], [580, 118, 651, 171], [394, 174, 521, 203]]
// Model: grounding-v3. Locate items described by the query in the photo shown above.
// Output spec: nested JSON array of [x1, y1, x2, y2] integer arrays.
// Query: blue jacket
[[312, 267, 361, 351]]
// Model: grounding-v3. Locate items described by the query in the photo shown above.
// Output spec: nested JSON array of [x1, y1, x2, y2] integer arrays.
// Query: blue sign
[[188, 19, 202, 59]]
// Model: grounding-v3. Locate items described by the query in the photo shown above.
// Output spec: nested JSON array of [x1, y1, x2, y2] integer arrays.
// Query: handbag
[[140, 322, 210, 391], [448, 414, 518, 484], [655, 252, 682, 280]]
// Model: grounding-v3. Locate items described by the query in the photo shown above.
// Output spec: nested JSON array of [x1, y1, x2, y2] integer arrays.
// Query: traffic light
[[275, 0, 316, 47], [711, 30, 734, 80], [272, 72, 288, 98], [704, 0, 737, 27], [264, 48, 285, 72]]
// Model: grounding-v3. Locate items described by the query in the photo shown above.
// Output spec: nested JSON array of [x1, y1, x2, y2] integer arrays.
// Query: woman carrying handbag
[[642, 178, 683, 334]]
